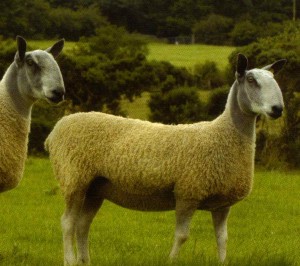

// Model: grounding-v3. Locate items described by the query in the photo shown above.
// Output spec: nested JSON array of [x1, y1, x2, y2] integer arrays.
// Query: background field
[[147, 43, 235, 70], [0, 158, 299, 266]]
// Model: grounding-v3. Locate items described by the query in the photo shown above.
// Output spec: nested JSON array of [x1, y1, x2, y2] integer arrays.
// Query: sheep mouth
[[46, 95, 65, 104], [267, 112, 282, 119]]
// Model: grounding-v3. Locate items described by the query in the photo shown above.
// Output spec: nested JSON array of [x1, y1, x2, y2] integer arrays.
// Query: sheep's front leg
[[211, 207, 230, 263], [61, 192, 85, 266], [169, 199, 198, 259], [76, 196, 103, 265]]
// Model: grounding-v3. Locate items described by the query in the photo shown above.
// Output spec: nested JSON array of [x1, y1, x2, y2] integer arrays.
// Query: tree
[[193, 14, 233, 45], [230, 20, 258, 46]]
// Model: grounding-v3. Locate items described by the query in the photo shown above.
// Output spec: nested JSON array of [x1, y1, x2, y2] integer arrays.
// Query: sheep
[[0, 36, 65, 192], [45, 54, 286, 265]]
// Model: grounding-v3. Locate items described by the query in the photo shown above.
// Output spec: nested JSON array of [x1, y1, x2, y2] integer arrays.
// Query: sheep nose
[[270, 105, 283, 119], [50, 88, 65, 103]]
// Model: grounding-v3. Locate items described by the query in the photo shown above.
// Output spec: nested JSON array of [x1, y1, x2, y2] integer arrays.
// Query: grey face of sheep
[[236, 54, 286, 119], [15, 36, 65, 104]]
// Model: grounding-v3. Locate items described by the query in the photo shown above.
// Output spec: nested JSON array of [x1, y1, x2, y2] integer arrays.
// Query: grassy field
[[147, 43, 235, 71], [0, 158, 299, 265]]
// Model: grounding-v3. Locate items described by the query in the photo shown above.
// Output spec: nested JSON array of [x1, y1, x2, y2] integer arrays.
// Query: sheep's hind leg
[[76, 195, 104, 265], [169, 199, 198, 259], [211, 207, 230, 263], [61, 191, 85, 266]]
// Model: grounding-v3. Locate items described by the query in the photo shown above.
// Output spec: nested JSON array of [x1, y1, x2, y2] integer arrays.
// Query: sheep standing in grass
[[0, 36, 65, 192], [45, 54, 286, 265]]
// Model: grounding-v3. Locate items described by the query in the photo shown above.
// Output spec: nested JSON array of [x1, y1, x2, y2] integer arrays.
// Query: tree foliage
[[149, 86, 205, 124], [0, 0, 107, 40], [193, 14, 233, 45], [0, 0, 298, 44]]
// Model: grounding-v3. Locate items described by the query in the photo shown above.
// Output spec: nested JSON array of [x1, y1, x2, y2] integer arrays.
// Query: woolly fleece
[[0, 86, 30, 192], [45, 102, 254, 210]]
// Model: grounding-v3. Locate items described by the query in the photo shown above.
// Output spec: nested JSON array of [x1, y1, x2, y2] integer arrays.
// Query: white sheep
[[0, 36, 65, 192], [45, 54, 286, 265]]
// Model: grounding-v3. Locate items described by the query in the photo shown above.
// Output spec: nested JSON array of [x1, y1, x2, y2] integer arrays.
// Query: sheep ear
[[236, 53, 248, 78], [46, 39, 65, 58], [262, 59, 287, 75], [15, 35, 27, 63]]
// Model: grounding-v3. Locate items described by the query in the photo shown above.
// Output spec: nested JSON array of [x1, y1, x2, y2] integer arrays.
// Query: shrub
[[29, 101, 65, 155], [148, 87, 205, 124], [230, 20, 258, 46], [206, 87, 229, 119], [194, 61, 225, 90]]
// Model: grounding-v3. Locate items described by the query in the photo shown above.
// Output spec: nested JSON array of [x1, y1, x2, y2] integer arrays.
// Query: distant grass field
[[0, 158, 299, 265], [148, 43, 235, 71]]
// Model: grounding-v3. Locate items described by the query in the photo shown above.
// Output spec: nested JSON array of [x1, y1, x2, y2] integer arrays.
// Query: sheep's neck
[[0, 78, 31, 192], [2, 63, 33, 119], [223, 81, 257, 142]]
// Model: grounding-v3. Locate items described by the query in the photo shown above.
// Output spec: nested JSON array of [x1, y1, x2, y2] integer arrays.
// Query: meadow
[[147, 43, 235, 71], [0, 158, 299, 266]]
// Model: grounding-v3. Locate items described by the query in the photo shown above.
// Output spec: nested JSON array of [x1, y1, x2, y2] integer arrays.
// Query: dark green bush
[[230, 20, 258, 46], [148, 87, 205, 124], [194, 61, 225, 90], [29, 101, 66, 155], [206, 87, 229, 119]]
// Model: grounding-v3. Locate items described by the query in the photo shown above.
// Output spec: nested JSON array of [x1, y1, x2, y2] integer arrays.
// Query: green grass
[[148, 43, 235, 71], [0, 158, 299, 265]]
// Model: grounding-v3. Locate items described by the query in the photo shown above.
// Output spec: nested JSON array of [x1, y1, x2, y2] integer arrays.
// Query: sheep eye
[[26, 58, 34, 66]]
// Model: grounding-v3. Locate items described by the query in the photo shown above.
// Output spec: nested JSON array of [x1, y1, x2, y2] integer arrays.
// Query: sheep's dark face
[[15, 36, 65, 104], [236, 54, 286, 119]]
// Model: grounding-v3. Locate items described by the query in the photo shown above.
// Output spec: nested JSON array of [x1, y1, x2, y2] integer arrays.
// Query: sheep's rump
[[46, 112, 254, 204]]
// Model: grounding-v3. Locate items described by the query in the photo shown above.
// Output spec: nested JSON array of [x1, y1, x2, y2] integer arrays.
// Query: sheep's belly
[[198, 194, 244, 211], [87, 177, 176, 211], [87, 177, 245, 212]]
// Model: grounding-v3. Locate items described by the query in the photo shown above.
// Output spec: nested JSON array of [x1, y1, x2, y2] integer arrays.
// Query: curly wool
[[45, 109, 255, 209], [0, 87, 30, 192]]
